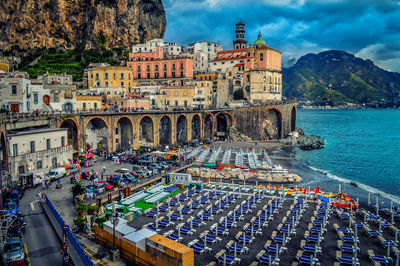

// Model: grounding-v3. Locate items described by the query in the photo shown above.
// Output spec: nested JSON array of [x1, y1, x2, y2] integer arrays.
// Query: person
[[42, 192, 46, 202], [62, 222, 69, 242], [37, 191, 42, 201]]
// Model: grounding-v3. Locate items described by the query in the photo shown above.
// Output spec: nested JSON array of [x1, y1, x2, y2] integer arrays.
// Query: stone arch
[[262, 107, 283, 140], [0, 132, 7, 168], [215, 112, 233, 139], [204, 113, 214, 139], [176, 114, 188, 145], [115, 116, 134, 151], [191, 114, 201, 141], [85, 117, 110, 152], [159, 115, 172, 146], [60, 118, 79, 153], [139, 116, 154, 147], [291, 106, 297, 132]]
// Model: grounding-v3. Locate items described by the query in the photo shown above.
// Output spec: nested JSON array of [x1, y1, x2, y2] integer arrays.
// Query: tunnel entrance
[[216, 113, 232, 140], [116, 117, 133, 151], [85, 118, 109, 152], [262, 109, 282, 140], [139, 116, 154, 147], [60, 119, 79, 153], [191, 115, 201, 141], [159, 116, 172, 146], [291, 106, 296, 132], [176, 115, 187, 145], [204, 114, 213, 140]]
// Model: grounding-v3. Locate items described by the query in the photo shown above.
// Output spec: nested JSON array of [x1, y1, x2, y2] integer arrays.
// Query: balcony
[[10, 145, 73, 161]]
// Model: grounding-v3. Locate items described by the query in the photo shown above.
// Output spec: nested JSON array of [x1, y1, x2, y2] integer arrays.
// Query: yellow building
[[87, 66, 134, 92], [76, 95, 103, 111], [194, 73, 217, 81], [194, 80, 214, 109], [156, 86, 195, 108]]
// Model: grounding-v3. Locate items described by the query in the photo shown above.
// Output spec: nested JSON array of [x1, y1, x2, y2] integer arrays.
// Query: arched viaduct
[[52, 101, 297, 153]]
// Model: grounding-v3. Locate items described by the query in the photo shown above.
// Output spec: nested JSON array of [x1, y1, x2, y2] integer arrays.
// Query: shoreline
[[212, 141, 400, 207]]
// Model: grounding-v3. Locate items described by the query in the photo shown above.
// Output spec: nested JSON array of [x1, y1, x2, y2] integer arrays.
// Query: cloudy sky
[[163, 0, 400, 72]]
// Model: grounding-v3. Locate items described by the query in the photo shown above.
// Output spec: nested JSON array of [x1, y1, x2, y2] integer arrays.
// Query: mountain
[[0, 0, 166, 54], [283, 50, 400, 107]]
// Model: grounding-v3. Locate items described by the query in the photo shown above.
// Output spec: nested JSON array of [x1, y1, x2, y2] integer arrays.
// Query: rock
[[273, 175, 284, 183], [280, 131, 325, 150], [229, 126, 252, 142], [0, 0, 166, 52]]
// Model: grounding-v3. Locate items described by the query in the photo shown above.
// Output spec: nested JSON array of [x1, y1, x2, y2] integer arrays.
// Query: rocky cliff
[[0, 0, 166, 53]]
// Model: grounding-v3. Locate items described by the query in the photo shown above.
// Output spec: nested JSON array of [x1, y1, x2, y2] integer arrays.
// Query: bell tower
[[233, 21, 247, 50]]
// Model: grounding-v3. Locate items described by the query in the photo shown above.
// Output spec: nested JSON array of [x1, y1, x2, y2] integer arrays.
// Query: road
[[19, 188, 63, 265]]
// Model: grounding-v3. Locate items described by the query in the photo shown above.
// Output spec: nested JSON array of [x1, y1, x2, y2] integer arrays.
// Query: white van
[[48, 167, 66, 181]]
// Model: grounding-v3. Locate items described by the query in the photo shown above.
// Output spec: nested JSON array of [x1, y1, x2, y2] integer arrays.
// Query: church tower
[[233, 21, 248, 49]]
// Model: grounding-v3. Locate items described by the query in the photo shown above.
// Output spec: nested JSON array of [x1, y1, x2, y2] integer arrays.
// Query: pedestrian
[[37, 191, 42, 201], [103, 166, 106, 173], [46, 180, 50, 190], [42, 180, 45, 190], [42, 192, 46, 202]]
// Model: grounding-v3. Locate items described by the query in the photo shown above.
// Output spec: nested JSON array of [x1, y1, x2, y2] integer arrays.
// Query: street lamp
[[110, 201, 120, 261]]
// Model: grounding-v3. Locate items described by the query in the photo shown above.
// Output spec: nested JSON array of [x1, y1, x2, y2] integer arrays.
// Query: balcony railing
[[10, 145, 73, 161]]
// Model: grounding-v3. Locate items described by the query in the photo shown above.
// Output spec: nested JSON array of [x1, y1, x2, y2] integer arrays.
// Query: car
[[48, 167, 66, 181], [2, 237, 26, 265], [3, 201, 18, 215], [93, 183, 106, 194], [66, 165, 79, 176], [97, 181, 114, 191], [108, 176, 129, 187]]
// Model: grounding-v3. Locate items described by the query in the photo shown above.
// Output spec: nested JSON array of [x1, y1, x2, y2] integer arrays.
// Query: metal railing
[[44, 195, 94, 266]]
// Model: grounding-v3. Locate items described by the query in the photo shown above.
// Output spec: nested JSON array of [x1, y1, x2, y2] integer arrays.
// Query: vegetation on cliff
[[283, 50, 400, 107]]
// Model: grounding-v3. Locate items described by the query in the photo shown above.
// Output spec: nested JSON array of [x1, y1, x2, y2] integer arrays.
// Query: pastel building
[[86, 66, 134, 92], [128, 46, 193, 80]]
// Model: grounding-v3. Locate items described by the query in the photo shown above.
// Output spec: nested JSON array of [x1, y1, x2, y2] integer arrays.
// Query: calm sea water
[[294, 109, 400, 203]]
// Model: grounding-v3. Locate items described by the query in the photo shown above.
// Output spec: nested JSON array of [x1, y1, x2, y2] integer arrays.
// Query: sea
[[271, 109, 400, 207]]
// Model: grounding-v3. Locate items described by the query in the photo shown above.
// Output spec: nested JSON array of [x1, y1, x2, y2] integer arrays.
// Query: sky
[[163, 0, 400, 72]]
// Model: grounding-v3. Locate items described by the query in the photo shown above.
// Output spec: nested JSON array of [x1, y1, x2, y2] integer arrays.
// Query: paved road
[[19, 189, 63, 265]]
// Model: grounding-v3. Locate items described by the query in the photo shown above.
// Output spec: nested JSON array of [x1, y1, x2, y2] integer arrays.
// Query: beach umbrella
[[234, 242, 237, 258], [225, 216, 227, 229], [376, 196, 379, 216], [269, 254, 272, 266], [339, 184, 341, 194], [354, 224, 358, 259]]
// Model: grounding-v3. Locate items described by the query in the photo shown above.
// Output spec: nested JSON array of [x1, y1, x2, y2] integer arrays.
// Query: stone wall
[[233, 101, 297, 140]]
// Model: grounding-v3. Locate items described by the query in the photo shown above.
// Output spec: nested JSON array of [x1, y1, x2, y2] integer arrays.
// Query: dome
[[254, 30, 266, 46]]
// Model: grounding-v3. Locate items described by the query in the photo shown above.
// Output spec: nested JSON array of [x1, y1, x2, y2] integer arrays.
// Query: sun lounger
[[338, 231, 358, 243], [333, 223, 352, 234], [144, 223, 160, 232], [228, 212, 244, 221], [200, 231, 222, 244], [180, 207, 192, 215], [178, 224, 196, 235], [164, 231, 182, 242], [296, 250, 320, 265], [337, 240, 359, 254], [378, 236, 398, 249], [271, 231, 291, 245], [236, 231, 254, 244], [158, 205, 169, 212], [336, 251, 360, 265], [278, 223, 296, 236], [188, 218, 205, 227], [368, 250, 393, 265], [198, 213, 213, 221], [305, 231, 323, 243], [144, 210, 158, 217], [190, 202, 201, 209], [220, 218, 237, 228], [265, 240, 287, 255], [365, 226, 382, 237], [256, 250, 279, 265], [226, 240, 249, 254], [216, 202, 227, 208], [169, 213, 183, 221], [300, 240, 322, 255], [188, 239, 212, 254], [215, 249, 241, 265], [168, 200, 178, 206], [211, 224, 229, 236], [244, 224, 262, 236]]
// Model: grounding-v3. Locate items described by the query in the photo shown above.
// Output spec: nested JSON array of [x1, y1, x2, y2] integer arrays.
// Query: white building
[[187, 41, 223, 74], [132, 39, 184, 55], [30, 81, 52, 112], [7, 128, 72, 184], [37, 73, 73, 85], [0, 77, 32, 113]]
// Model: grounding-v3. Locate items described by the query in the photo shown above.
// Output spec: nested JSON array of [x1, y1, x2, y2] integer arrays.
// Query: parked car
[[66, 165, 79, 176], [47, 167, 66, 181], [97, 181, 114, 191], [2, 237, 26, 265], [108, 176, 129, 187]]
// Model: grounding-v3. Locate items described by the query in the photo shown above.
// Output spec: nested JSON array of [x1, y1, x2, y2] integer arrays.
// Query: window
[[180, 71, 183, 77], [184, 100, 187, 106], [61, 136, 65, 146], [146, 65, 150, 71], [96, 81, 100, 87], [52, 157, 57, 168], [180, 62, 184, 69], [175, 100, 178, 106], [33, 93, 38, 104], [172, 63, 176, 70], [163, 64, 167, 71], [105, 72, 109, 79], [46, 139, 51, 149], [138, 65, 141, 71], [155, 64, 159, 71], [147, 73, 150, 79], [90, 74, 93, 79], [83, 102, 86, 110], [13, 143, 18, 156], [36, 161, 42, 169], [121, 82, 124, 87], [166, 91, 170, 96], [94, 102, 97, 109], [18, 165, 25, 174], [120, 73, 124, 79], [95, 73, 99, 79], [138, 73, 141, 79], [260, 53, 264, 61], [155, 73, 159, 78], [113, 73, 116, 79], [184, 90, 187, 96], [129, 73, 131, 79], [105, 82, 108, 87], [175, 91, 178, 96], [172, 72, 175, 78], [30, 141, 35, 153], [11, 85, 17, 95]]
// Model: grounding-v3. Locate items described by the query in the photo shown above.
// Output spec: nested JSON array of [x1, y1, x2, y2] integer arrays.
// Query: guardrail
[[44, 195, 94, 266]]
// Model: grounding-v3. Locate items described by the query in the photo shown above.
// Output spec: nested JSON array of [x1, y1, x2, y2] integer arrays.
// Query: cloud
[[163, 0, 400, 72]]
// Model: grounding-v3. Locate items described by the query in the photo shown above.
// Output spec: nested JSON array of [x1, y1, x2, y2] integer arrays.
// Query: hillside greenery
[[17, 47, 128, 82], [283, 50, 400, 107]]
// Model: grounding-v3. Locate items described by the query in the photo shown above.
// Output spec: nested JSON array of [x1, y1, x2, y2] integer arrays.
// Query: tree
[[75, 203, 88, 216], [233, 89, 244, 100], [73, 217, 86, 232], [71, 182, 86, 197], [94, 30, 109, 52]]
